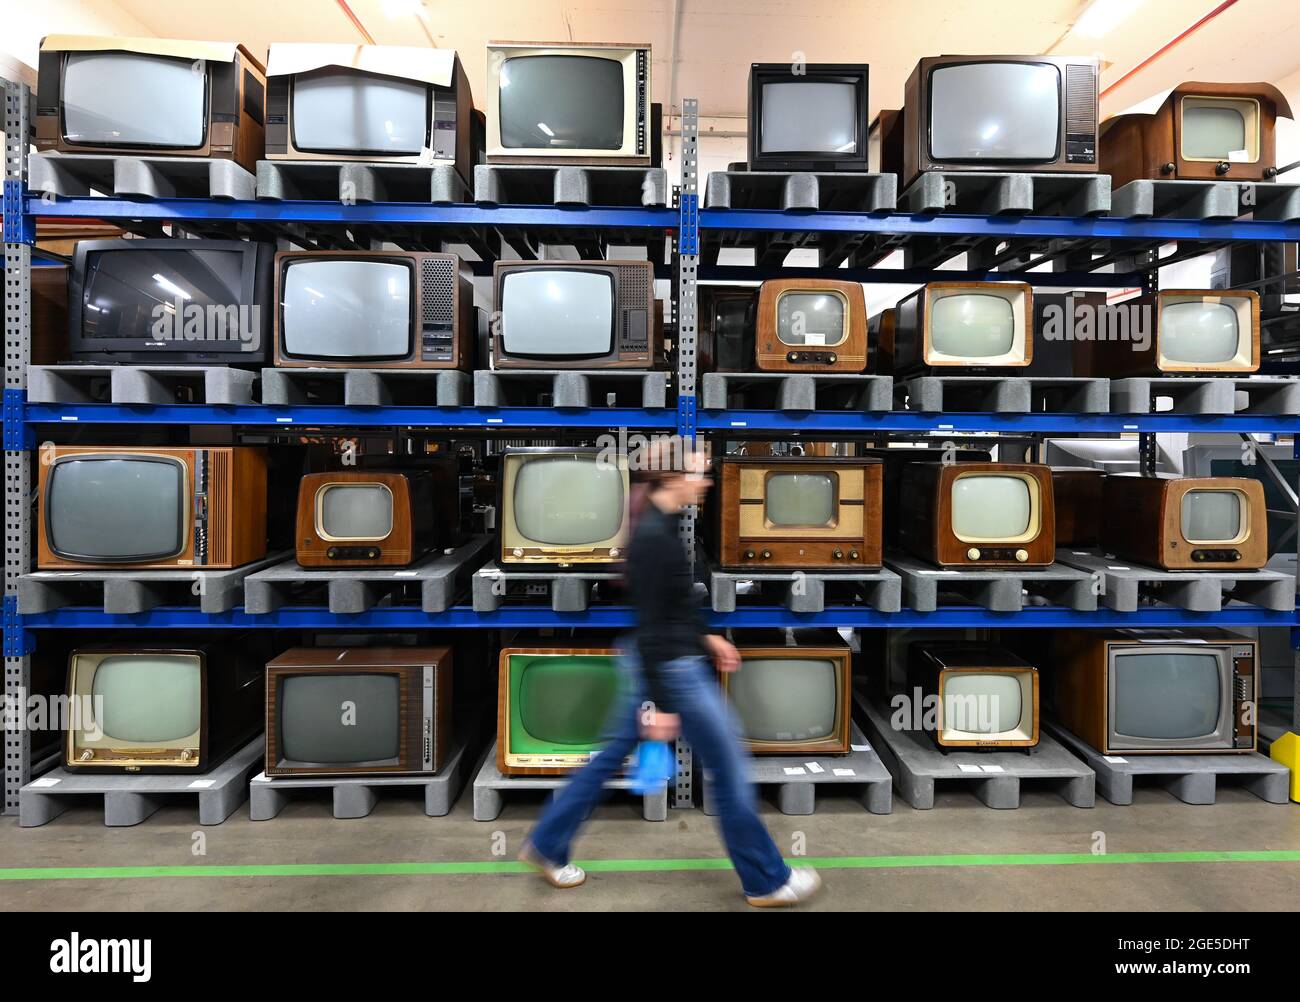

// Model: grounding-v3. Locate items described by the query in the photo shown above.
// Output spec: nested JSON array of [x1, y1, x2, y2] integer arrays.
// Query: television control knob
[[368, 548, 379, 558], [1015, 549, 1029, 563], [849, 550, 860, 560], [180, 748, 194, 761], [512, 548, 523, 557], [609, 548, 620, 558], [1160, 162, 1175, 174], [761, 549, 772, 560], [967, 548, 981, 561], [787, 352, 799, 362], [1216, 161, 1231, 175], [833, 549, 844, 560], [744, 549, 756, 560], [327, 547, 338, 559], [79, 750, 93, 761], [828, 353, 837, 364]]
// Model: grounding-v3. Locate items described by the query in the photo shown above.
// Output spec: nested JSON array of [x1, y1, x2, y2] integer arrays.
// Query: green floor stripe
[[1, 850, 1298, 881]]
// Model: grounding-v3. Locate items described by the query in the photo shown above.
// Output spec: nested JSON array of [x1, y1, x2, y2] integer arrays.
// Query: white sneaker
[[519, 844, 587, 889], [745, 867, 823, 907]]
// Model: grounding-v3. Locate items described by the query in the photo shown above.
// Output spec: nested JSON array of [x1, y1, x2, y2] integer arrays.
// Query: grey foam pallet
[[255, 159, 468, 204], [704, 553, 902, 614], [244, 535, 493, 615], [471, 740, 667, 822], [886, 552, 1097, 613], [700, 372, 893, 414], [249, 724, 478, 820], [1053, 548, 1295, 613], [703, 170, 896, 212], [260, 367, 471, 407], [474, 368, 670, 409], [900, 375, 1109, 414], [472, 561, 621, 613], [1110, 376, 1300, 416], [857, 695, 1095, 810], [17, 552, 287, 616], [1044, 723, 1290, 806], [474, 163, 669, 207], [29, 151, 255, 201], [19, 737, 263, 827], [28, 363, 258, 406], [898, 171, 1111, 216], [698, 722, 891, 816], [1108, 178, 1300, 220]]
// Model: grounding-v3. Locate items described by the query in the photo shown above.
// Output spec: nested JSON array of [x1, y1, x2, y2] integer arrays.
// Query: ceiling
[[76, 0, 1300, 121]]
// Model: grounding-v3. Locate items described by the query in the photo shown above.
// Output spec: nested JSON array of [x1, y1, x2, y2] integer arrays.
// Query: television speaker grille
[[1066, 63, 1097, 134], [617, 264, 651, 339], [207, 451, 230, 566], [422, 258, 456, 326]]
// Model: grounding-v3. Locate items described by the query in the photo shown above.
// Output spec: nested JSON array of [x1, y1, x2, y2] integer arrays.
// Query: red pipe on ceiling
[[1100, 0, 1240, 100], [335, 0, 378, 46]]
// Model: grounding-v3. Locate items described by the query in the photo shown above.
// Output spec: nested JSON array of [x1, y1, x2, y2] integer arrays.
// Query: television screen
[[89, 654, 201, 743], [62, 51, 205, 147], [951, 475, 1031, 540], [280, 674, 400, 764], [1161, 301, 1238, 364], [499, 55, 624, 150], [500, 270, 614, 357], [730, 657, 837, 742], [1181, 101, 1248, 160], [47, 457, 185, 561], [765, 473, 834, 526], [292, 68, 428, 155], [945, 673, 1023, 733], [1181, 490, 1242, 541], [319, 484, 394, 540], [514, 655, 619, 748], [929, 62, 1060, 161], [931, 294, 1015, 357], [282, 260, 411, 359], [82, 248, 247, 340], [1113, 652, 1221, 739], [760, 81, 857, 154], [776, 291, 846, 346], [513, 457, 624, 545]]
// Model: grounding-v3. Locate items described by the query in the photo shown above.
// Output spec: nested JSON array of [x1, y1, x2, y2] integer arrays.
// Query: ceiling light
[[1072, 0, 1138, 39]]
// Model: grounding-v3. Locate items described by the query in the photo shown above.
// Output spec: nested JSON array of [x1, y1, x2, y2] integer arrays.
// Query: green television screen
[[507, 654, 622, 757]]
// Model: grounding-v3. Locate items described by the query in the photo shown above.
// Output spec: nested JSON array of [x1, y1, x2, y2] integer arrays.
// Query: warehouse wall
[[0, 0, 154, 68]]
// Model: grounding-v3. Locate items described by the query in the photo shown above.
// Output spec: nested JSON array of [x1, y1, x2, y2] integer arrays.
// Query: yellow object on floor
[[1270, 731, 1300, 802]]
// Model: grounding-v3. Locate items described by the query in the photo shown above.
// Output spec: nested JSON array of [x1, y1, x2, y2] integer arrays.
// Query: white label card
[[188, 779, 216, 789], [804, 762, 825, 774], [783, 767, 806, 776], [980, 764, 1006, 774], [1103, 756, 1129, 764], [30, 777, 61, 788], [957, 764, 983, 774], [832, 768, 856, 777], [851, 744, 871, 753]]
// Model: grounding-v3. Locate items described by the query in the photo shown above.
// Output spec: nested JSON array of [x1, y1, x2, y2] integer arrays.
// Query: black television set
[[747, 63, 870, 172]]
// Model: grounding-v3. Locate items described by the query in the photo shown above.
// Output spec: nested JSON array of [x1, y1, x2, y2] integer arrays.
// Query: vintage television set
[[746, 63, 869, 172], [36, 35, 266, 172], [900, 461, 1055, 568], [486, 41, 652, 166], [861, 445, 992, 548], [755, 279, 868, 373], [1099, 474, 1267, 570], [868, 108, 903, 176], [1028, 290, 1106, 377], [274, 250, 474, 370], [713, 455, 883, 570], [1184, 442, 1297, 556], [1100, 82, 1293, 187], [868, 307, 897, 375], [491, 260, 659, 369], [498, 448, 630, 568], [906, 643, 1039, 749], [1052, 467, 1105, 547], [497, 645, 623, 774], [892, 281, 1033, 374], [1077, 289, 1260, 377], [65, 640, 262, 772], [1053, 630, 1258, 754], [698, 285, 758, 373], [265, 44, 475, 183], [721, 635, 853, 755], [265, 647, 453, 776], [900, 54, 1099, 189], [69, 238, 274, 364], [38, 446, 267, 571]]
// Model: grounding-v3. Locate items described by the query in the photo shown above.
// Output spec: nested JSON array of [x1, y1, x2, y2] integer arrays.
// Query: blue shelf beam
[[700, 410, 1300, 435], [698, 264, 1145, 287]]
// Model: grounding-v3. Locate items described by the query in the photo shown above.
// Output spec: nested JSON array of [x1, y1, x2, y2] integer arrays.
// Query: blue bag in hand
[[629, 740, 672, 795]]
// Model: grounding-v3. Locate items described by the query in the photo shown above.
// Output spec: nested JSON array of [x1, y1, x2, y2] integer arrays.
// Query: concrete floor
[[2, 780, 1298, 911]]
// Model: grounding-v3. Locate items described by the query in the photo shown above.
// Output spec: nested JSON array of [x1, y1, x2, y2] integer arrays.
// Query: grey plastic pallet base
[[474, 163, 668, 207], [1044, 723, 1290, 806], [1107, 178, 1288, 220], [901, 375, 1109, 414], [29, 152, 255, 201], [256, 159, 468, 204], [703, 170, 896, 212], [857, 696, 1095, 810], [249, 724, 477, 820], [1111, 377, 1239, 415], [1243, 181, 1300, 221], [475, 369, 669, 409], [244, 535, 492, 615], [886, 553, 1098, 613], [698, 722, 891, 816], [18, 737, 263, 827], [899, 171, 1111, 216], [1054, 548, 1296, 613], [28, 363, 258, 405], [18, 552, 288, 616], [260, 367, 470, 407], [704, 553, 902, 614], [700, 372, 893, 413], [471, 741, 666, 822], [472, 561, 621, 612]]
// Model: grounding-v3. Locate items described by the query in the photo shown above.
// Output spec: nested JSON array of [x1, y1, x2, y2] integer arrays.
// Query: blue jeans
[[527, 653, 791, 898]]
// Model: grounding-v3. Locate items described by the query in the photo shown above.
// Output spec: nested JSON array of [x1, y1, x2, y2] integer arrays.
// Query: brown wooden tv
[[1099, 474, 1267, 571], [37, 446, 267, 571], [698, 285, 758, 373], [1100, 82, 1293, 186], [714, 456, 883, 570], [899, 462, 1055, 568], [265, 647, 453, 776], [721, 640, 853, 755], [1052, 467, 1105, 547], [906, 643, 1040, 749], [893, 281, 1034, 374], [868, 306, 897, 375], [755, 279, 867, 373]]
